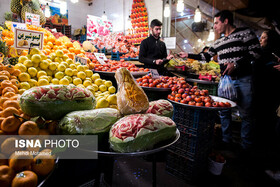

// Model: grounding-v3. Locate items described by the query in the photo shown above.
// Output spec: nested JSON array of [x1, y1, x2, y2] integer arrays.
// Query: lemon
[[20, 82, 30, 90], [85, 77, 92, 82], [108, 86, 116, 94], [75, 62, 81, 66], [65, 68, 73, 76], [76, 84, 85, 89], [109, 104, 118, 109], [19, 89, 27, 95], [62, 54, 68, 61], [77, 71, 86, 80], [104, 81, 112, 88], [61, 61, 69, 67], [48, 76, 53, 82], [72, 69, 78, 76], [30, 48, 40, 55], [86, 85, 95, 93], [64, 76, 72, 83], [99, 85, 107, 92], [91, 84, 99, 92], [28, 79, 38, 87], [55, 50, 64, 57], [73, 78, 82, 85], [15, 63, 27, 72], [55, 71, 64, 79], [57, 64, 66, 72], [69, 64, 76, 70], [59, 78, 69, 85], [94, 78, 103, 86], [37, 71, 47, 79], [46, 59, 52, 64], [49, 62, 57, 71], [39, 75, 50, 82], [54, 57, 63, 63], [46, 69, 53, 76], [40, 54, 47, 60], [50, 53, 56, 61], [66, 59, 74, 64], [33, 62, 39, 67], [83, 65, 89, 70], [18, 73, 31, 82], [85, 70, 93, 77], [51, 78, 59, 84], [27, 67, 37, 77], [31, 54, 42, 63], [96, 98, 109, 108], [83, 80, 92, 87], [18, 56, 28, 63], [40, 60, 49, 70], [38, 79, 49, 86], [107, 94, 117, 105], [77, 65, 84, 72], [91, 73, 100, 82]]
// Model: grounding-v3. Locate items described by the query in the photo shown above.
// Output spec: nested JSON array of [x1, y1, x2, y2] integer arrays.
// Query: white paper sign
[[94, 53, 108, 65], [11, 22, 27, 32], [14, 28, 44, 50], [74, 56, 87, 65], [150, 69, 160, 79], [25, 12, 40, 26], [164, 37, 176, 49]]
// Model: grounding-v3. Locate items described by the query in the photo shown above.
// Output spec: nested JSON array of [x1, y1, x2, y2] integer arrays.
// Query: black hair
[[202, 46, 209, 53], [214, 10, 234, 26], [262, 30, 280, 54], [150, 19, 162, 28]]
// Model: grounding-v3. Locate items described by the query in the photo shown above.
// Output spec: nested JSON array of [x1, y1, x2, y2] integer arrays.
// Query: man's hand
[[179, 52, 188, 58], [223, 62, 236, 75], [166, 54, 174, 60], [155, 59, 164, 65], [274, 64, 280, 71]]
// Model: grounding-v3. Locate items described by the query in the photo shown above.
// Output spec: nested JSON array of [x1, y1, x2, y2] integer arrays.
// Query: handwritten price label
[[150, 69, 160, 79], [14, 28, 44, 50], [74, 56, 87, 65]]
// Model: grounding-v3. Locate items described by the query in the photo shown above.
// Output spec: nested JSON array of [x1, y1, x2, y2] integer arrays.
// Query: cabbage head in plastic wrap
[[58, 108, 121, 135]]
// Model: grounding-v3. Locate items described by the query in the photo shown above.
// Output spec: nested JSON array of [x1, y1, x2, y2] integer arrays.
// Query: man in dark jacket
[[139, 19, 173, 75]]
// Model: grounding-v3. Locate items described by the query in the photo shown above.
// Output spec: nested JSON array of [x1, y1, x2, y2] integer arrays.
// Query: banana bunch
[[10, 0, 46, 25]]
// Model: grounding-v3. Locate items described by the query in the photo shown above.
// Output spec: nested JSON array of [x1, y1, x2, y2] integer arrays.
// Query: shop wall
[[0, 0, 11, 25]]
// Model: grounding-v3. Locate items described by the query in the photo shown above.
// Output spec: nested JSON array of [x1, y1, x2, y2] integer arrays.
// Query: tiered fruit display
[[127, 0, 149, 44], [89, 59, 149, 72], [136, 74, 187, 88]]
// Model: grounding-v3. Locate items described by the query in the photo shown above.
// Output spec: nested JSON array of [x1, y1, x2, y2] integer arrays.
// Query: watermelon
[[19, 85, 96, 120], [146, 99, 174, 118]]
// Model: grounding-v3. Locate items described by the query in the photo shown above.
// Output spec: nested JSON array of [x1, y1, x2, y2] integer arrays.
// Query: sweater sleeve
[[188, 46, 217, 61], [139, 40, 154, 65]]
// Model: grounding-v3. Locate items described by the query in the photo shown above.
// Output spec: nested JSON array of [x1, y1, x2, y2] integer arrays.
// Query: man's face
[[151, 26, 161, 39], [213, 16, 226, 34]]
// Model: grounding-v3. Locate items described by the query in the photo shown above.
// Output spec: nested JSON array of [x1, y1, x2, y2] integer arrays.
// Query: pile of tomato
[[168, 85, 231, 108], [92, 60, 149, 72], [136, 75, 187, 88]]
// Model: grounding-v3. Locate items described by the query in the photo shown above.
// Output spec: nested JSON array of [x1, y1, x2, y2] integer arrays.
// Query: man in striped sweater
[[179, 10, 262, 152]]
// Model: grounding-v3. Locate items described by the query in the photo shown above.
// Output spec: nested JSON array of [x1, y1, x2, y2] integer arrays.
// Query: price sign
[[14, 28, 44, 50], [94, 53, 107, 65], [11, 22, 27, 32], [25, 12, 40, 26], [150, 69, 160, 79], [74, 56, 87, 65]]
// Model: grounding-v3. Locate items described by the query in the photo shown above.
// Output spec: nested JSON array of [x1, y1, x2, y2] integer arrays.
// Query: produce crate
[[166, 102, 216, 182], [111, 51, 121, 61], [195, 82, 218, 96]]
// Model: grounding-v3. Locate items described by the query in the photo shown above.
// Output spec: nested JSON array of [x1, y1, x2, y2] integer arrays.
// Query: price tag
[[14, 28, 44, 50], [94, 53, 107, 65], [51, 28, 57, 33], [74, 56, 87, 65], [25, 12, 40, 26], [11, 22, 27, 32], [150, 69, 160, 79]]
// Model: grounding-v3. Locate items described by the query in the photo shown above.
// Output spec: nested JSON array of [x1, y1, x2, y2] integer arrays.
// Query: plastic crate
[[111, 51, 120, 61], [196, 83, 218, 96]]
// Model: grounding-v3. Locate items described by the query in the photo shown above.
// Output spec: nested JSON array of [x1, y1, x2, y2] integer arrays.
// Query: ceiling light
[[177, 0, 184, 12], [184, 39, 188, 43], [164, 2, 170, 18], [207, 27, 215, 41], [102, 11, 108, 21], [194, 6, 201, 22], [198, 38, 201, 42]]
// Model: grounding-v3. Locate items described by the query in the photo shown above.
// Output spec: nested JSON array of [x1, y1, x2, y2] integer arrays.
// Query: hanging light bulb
[[177, 0, 184, 12], [102, 11, 107, 21], [208, 27, 215, 41], [164, 2, 170, 18], [45, 3, 51, 18], [60, 1, 67, 15], [194, 6, 202, 22], [71, 0, 79, 3]]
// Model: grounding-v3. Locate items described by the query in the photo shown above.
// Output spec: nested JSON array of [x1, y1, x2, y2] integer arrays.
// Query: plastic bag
[[218, 75, 237, 100]]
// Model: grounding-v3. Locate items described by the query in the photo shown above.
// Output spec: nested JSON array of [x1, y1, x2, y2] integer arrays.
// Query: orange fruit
[[0, 165, 15, 187], [1, 80, 13, 89], [11, 170, 38, 187], [2, 107, 19, 117], [3, 100, 20, 109], [0, 97, 9, 107], [3, 92, 16, 98], [31, 149, 55, 176], [18, 121, 39, 136], [2, 87, 16, 95], [1, 116, 21, 133], [4, 65, 14, 74], [9, 153, 33, 172], [10, 79, 20, 88], [12, 69, 21, 77], [68, 47, 75, 53]]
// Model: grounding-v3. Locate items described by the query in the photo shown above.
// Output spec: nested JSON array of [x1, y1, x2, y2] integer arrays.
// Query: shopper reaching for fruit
[[139, 19, 173, 75], [180, 10, 262, 153]]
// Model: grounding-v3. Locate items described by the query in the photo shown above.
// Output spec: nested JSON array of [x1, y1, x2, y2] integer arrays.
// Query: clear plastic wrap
[[218, 75, 237, 100], [146, 99, 174, 118], [109, 113, 176, 153], [115, 67, 149, 115]]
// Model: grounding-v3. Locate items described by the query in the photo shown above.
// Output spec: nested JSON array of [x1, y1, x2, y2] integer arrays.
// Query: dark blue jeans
[[219, 75, 254, 149]]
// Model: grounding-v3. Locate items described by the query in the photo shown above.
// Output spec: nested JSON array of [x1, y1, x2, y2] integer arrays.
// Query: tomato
[[204, 97, 211, 103], [175, 94, 182, 98], [171, 91, 177, 96], [142, 83, 149, 87], [188, 101, 196, 105], [212, 102, 219, 107], [202, 89, 209, 95], [169, 96, 175, 101], [186, 96, 192, 102], [194, 91, 200, 96], [142, 79, 148, 83], [219, 102, 225, 107], [193, 86, 198, 89], [156, 84, 162, 88], [136, 78, 142, 82], [138, 83, 143, 86], [225, 102, 231, 107], [178, 88, 184, 94], [190, 88, 195, 93], [180, 99, 187, 104], [149, 83, 154, 87], [196, 102, 203, 107], [175, 97, 181, 102], [180, 80, 186, 84], [182, 93, 187, 98], [205, 102, 212, 107], [191, 95, 196, 99], [171, 87, 177, 91], [194, 97, 202, 103], [149, 79, 153, 83], [200, 91, 205, 96]]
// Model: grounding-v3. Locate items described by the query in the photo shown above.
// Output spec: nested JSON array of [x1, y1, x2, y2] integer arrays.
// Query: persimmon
[[0, 97, 9, 107], [0, 117, 4, 125], [2, 107, 19, 118], [4, 65, 14, 74], [11, 170, 38, 187], [3, 91, 16, 98], [1, 80, 13, 89], [9, 153, 33, 172], [0, 153, 8, 166], [1, 116, 21, 133], [20, 113, 31, 121], [10, 95, 19, 101], [0, 75, 9, 82], [10, 75, 17, 80], [2, 87, 16, 95], [1, 137, 20, 156], [12, 69, 21, 77], [10, 79, 20, 88], [0, 165, 15, 187], [32, 149, 55, 176], [0, 71, 10, 78], [3, 100, 20, 110], [18, 121, 39, 136]]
